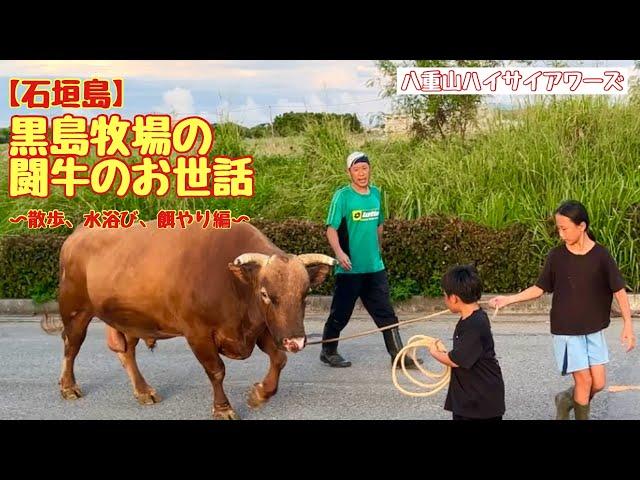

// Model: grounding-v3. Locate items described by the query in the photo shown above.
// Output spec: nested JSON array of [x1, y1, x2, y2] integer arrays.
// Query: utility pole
[[269, 105, 275, 137]]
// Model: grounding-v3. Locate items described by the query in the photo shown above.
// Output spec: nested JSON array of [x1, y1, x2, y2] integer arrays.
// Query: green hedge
[[381, 217, 540, 297], [0, 217, 541, 302], [253, 217, 541, 297], [0, 234, 67, 302]]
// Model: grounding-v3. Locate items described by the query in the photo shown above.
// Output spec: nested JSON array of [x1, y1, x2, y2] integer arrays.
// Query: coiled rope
[[307, 303, 500, 397]]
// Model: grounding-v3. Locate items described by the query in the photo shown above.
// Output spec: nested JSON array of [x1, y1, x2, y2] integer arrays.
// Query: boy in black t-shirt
[[429, 265, 505, 420]]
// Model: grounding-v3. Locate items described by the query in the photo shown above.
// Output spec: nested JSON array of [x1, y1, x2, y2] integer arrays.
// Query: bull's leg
[[248, 329, 287, 409], [59, 310, 93, 400], [186, 334, 239, 420], [111, 332, 161, 405]]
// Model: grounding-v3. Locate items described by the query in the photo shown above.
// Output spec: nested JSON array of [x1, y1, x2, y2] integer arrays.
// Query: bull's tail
[[40, 309, 64, 335], [40, 260, 65, 335], [41, 233, 85, 336], [42, 246, 68, 335]]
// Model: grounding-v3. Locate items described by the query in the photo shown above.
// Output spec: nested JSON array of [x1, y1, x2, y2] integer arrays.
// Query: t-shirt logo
[[352, 209, 379, 222]]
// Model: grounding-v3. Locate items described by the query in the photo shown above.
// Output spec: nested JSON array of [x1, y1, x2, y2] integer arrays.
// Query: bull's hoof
[[247, 382, 271, 409], [135, 389, 162, 405], [60, 385, 83, 400], [213, 408, 240, 420]]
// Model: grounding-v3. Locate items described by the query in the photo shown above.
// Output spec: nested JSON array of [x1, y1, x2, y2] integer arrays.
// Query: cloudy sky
[[0, 60, 393, 128], [1, 60, 636, 128]]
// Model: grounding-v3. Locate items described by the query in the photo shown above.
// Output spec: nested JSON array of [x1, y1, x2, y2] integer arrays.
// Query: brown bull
[[47, 220, 335, 419]]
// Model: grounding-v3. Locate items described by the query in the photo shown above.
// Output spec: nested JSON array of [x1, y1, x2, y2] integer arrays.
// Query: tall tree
[[368, 60, 503, 139]]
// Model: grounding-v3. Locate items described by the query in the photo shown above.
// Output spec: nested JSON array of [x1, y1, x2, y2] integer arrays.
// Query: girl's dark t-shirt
[[535, 243, 626, 335]]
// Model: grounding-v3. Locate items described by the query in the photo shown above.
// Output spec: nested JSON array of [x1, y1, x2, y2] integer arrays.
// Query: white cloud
[[0, 61, 399, 128], [0, 60, 365, 85], [153, 88, 195, 117], [216, 92, 391, 127]]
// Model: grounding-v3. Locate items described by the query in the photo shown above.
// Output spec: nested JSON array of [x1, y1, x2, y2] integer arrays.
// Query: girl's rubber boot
[[554, 387, 575, 420], [574, 402, 590, 420]]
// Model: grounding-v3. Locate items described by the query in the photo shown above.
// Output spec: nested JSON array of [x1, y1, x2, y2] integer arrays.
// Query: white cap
[[346, 151, 369, 169]]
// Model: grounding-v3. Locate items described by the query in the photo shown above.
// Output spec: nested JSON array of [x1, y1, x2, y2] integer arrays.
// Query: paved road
[[1, 315, 638, 420]]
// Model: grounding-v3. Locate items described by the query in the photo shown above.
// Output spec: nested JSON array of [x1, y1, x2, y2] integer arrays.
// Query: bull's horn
[[297, 254, 338, 266], [233, 253, 271, 266]]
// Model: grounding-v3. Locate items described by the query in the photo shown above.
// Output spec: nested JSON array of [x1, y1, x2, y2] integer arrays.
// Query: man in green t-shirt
[[320, 151, 421, 369]]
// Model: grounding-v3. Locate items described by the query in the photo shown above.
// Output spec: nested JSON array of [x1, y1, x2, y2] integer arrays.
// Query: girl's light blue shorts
[[553, 330, 609, 376]]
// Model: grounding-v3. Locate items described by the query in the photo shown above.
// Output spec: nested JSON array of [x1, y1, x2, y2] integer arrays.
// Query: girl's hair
[[555, 200, 596, 241]]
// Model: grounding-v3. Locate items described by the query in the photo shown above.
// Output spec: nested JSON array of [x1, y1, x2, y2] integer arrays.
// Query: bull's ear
[[297, 254, 336, 289], [228, 263, 261, 286], [306, 264, 332, 289], [228, 253, 269, 286]]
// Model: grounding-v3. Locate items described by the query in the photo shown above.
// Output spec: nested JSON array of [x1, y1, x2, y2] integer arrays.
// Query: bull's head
[[228, 253, 336, 353]]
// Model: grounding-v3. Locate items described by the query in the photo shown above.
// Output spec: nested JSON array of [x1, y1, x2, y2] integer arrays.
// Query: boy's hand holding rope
[[307, 302, 501, 397]]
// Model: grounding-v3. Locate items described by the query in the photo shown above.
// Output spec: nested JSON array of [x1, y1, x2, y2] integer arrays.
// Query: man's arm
[[327, 226, 351, 270]]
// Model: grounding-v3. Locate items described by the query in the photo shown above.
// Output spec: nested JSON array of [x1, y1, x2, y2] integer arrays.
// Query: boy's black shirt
[[445, 308, 506, 418]]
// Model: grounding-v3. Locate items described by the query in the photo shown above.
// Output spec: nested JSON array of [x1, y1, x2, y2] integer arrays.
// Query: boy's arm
[[433, 327, 483, 369], [614, 288, 636, 351], [377, 225, 383, 250], [429, 346, 459, 368]]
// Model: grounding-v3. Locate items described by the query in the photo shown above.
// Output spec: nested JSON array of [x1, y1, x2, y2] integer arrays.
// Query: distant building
[[383, 114, 412, 135]]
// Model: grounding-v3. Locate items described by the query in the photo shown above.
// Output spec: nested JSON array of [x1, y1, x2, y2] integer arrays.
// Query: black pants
[[322, 270, 398, 343], [453, 414, 503, 421]]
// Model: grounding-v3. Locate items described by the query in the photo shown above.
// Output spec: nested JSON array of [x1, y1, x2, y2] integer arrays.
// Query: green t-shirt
[[326, 184, 385, 274]]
